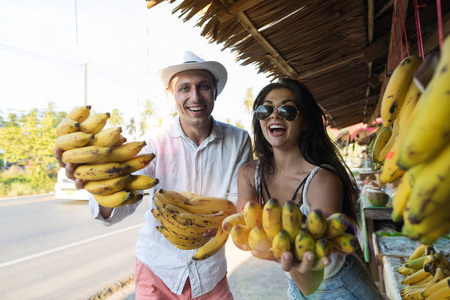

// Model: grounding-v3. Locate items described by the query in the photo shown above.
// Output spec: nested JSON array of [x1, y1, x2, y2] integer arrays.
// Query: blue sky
[[0, 0, 270, 133]]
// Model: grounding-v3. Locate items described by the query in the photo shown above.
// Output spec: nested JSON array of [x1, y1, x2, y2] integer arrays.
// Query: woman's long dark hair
[[252, 78, 359, 222]]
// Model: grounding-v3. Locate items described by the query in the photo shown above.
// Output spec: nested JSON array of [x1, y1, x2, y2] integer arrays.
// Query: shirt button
[[188, 261, 193, 265]]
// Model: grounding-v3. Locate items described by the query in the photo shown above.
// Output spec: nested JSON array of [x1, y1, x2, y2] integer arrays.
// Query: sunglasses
[[255, 105, 300, 121]]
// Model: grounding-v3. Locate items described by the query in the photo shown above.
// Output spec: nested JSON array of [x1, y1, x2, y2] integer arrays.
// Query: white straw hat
[[156, 50, 228, 96]]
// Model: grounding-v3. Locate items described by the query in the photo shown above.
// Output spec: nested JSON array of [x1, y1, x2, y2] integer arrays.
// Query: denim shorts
[[288, 254, 383, 300]]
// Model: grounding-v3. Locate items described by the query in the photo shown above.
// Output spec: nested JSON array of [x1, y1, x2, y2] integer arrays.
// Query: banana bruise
[[79, 112, 110, 135], [398, 36, 450, 169], [92, 141, 147, 164], [314, 238, 333, 258], [243, 201, 263, 229], [84, 174, 132, 195], [56, 118, 80, 136], [94, 190, 137, 208], [248, 225, 272, 252], [154, 204, 207, 234], [171, 211, 228, 230], [55, 132, 94, 151], [328, 233, 359, 254], [406, 163, 425, 187], [151, 208, 206, 236], [407, 143, 450, 224], [65, 105, 91, 123], [391, 175, 410, 222], [294, 228, 315, 261], [62, 146, 113, 164], [305, 209, 327, 239], [155, 189, 189, 207], [262, 198, 282, 240], [122, 153, 155, 174], [380, 55, 422, 128], [124, 175, 159, 191], [230, 224, 250, 251], [192, 227, 229, 261], [272, 229, 291, 259], [88, 127, 122, 147], [323, 213, 348, 239], [222, 212, 246, 234], [73, 162, 130, 180], [371, 126, 392, 163], [281, 201, 302, 242]]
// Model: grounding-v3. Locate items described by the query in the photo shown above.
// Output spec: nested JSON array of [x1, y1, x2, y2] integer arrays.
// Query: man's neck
[[180, 118, 213, 146]]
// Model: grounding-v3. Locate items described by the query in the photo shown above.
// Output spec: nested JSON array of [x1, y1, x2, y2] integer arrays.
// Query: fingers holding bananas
[[55, 106, 159, 208]]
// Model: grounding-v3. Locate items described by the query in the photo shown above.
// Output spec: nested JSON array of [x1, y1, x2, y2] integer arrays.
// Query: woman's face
[[258, 88, 305, 150]]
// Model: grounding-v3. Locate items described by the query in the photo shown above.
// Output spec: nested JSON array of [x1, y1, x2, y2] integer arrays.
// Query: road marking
[[0, 223, 145, 269]]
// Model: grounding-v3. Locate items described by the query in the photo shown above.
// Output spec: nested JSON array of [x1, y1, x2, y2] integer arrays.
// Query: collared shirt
[[89, 116, 252, 297]]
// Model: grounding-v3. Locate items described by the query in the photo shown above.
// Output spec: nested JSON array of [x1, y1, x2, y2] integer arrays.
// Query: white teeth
[[189, 106, 203, 111], [269, 124, 286, 130]]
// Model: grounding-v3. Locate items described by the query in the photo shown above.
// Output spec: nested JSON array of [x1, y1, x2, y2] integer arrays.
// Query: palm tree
[[141, 100, 157, 123], [125, 117, 136, 136], [109, 108, 124, 128], [242, 88, 254, 114]]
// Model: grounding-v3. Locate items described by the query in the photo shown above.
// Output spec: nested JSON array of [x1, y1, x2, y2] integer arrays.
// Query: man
[[55, 50, 252, 299]]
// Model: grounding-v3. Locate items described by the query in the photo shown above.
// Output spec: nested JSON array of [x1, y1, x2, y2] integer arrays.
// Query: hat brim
[[157, 61, 228, 96]]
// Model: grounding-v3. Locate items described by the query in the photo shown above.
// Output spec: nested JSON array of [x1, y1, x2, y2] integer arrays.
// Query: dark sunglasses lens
[[279, 105, 298, 121], [256, 105, 273, 120]]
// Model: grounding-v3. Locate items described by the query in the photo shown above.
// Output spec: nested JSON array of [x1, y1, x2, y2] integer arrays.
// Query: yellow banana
[[402, 204, 450, 240], [281, 200, 302, 242], [88, 127, 122, 147], [222, 212, 246, 234], [94, 190, 137, 207], [61, 146, 113, 164], [83, 174, 132, 195], [92, 141, 147, 164], [112, 135, 127, 147], [421, 277, 450, 298], [262, 198, 282, 240], [391, 175, 410, 222], [406, 163, 425, 187], [420, 221, 450, 246], [425, 284, 450, 300], [397, 265, 414, 275], [155, 225, 208, 250], [407, 143, 450, 224], [55, 132, 94, 151], [379, 132, 405, 183], [122, 153, 155, 174], [371, 126, 392, 162], [314, 238, 333, 259], [328, 233, 359, 254], [380, 55, 422, 128], [420, 267, 446, 298], [124, 175, 159, 191], [402, 268, 432, 285], [398, 37, 450, 169], [230, 224, 251, 251], [406, 244, 428, 263], [79, 112, 110, 135], [155, 189, 189, 206], [294, 228, 315, 261], [248, 225, 272, 252], [192, 227, 229, 261], [73, 162, 130, 180], [65, 105, 91, 123], [55, 118, 79, 136], [397, 80, 422, 130], [171, 211, 228, 230], [378, 117, 400, 162], [272, 229, 291, 259], [243, 201, 263, 229], [183, 196, 236, 215], [323, 212, 348, 239], [305, 209, 327, 239], [152, 208, 206, 236]]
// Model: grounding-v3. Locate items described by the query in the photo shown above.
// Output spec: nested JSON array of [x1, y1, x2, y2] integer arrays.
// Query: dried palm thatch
[[148, 0, 450, 128]]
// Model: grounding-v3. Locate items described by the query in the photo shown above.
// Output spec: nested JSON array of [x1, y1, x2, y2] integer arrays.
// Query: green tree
[[125, 117, 136, 137], [242, 88, 254, 113], [109, 108, 124, 128]]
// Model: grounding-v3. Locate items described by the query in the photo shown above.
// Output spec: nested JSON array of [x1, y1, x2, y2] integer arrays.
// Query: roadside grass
[[0, 166, 56, 197]]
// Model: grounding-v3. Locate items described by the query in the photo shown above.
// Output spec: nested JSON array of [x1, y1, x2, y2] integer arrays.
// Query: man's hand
[[54, 148, 84, 189]]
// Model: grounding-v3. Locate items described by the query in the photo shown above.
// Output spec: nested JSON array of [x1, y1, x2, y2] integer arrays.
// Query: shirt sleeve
[[226, 131, 253, 204]]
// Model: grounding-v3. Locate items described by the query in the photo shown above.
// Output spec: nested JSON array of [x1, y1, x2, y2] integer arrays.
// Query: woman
[[236, 78, 383, 299]]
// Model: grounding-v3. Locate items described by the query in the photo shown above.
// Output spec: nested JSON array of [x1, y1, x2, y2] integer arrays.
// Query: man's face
[[168, 69, 217, 130]]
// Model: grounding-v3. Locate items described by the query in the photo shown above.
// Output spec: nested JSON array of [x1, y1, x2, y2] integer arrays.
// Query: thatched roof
[[147, 0, 450, 129]]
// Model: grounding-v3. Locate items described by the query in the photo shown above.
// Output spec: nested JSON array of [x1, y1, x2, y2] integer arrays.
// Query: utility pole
[[84, 63, 88, 105]]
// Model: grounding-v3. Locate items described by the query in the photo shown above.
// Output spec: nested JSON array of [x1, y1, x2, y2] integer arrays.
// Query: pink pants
[[134, 258, 234, 300]]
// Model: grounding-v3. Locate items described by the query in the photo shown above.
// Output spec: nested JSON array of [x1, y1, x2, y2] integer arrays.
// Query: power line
[[0, 43, 83, 68]]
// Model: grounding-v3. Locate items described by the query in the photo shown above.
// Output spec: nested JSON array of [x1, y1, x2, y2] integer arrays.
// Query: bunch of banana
[[396, 244, 450, 299], [151, 189, 233, 261], [225, 200, 359, 262], [55, 106, 158, 207]]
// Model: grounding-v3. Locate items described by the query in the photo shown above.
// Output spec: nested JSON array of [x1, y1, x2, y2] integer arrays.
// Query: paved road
[[0, 193, 147, 300]]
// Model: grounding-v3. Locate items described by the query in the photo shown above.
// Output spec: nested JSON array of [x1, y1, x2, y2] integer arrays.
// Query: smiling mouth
[[269, 124, 286, 134], [188, 106, 206, 112]]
